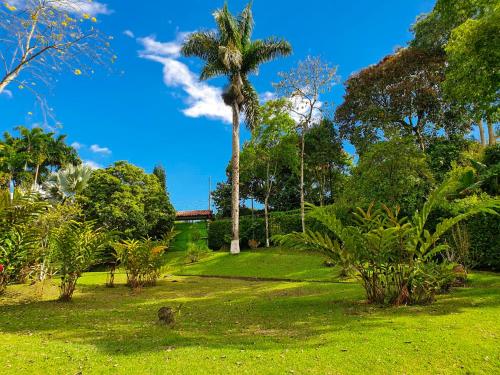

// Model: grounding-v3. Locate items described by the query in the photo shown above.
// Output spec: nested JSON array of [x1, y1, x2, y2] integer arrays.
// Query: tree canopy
[[78, 161, 175, 240]]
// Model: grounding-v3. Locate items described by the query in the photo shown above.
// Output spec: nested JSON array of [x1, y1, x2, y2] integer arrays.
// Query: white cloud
[[10, 0, 112, 16], [260, 91, 275, 102], [137, 33, 232, 124], [0, 89, 13, 99], [90, 144, 111, 155], [138, 35, 184, 58], [83, 160, 103, 169], [71, 141, 83, 150], [288, 93, 323, 125], [123, 30, 135, 38]]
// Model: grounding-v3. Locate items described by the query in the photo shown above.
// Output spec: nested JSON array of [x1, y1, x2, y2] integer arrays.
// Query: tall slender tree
[[182, 2, 291, 254], [275, 56, 338, 232]]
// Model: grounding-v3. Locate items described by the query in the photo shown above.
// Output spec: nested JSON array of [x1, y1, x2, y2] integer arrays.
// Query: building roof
[[176, 210, 213, 219]]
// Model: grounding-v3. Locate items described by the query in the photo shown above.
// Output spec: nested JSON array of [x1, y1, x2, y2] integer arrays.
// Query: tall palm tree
[[15, 126, 51, 187], [182, 2, 292, 253]]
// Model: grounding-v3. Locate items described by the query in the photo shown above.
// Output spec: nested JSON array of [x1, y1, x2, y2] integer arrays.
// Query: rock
[[158, 307, 176, 326]]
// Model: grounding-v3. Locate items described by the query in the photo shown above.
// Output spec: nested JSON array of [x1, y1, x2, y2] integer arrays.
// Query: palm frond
[[213, 3, 241, 47], [181, 31, 219, 61], [243, 38, 292, 74], [238, 1, 254, 46], [240, 76, 260, 129], [200, 60, 228, 81]]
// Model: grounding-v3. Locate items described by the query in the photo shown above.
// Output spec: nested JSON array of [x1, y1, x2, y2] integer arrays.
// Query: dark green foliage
[[211, 181, 232, 218], [207, 211, 328, 250], [432, 195, 500, 270], [153, 164, 167, 192], [208, 217, 266, 250], [481, 144, 500, 195], [78, 161, 175, 241], [304, 120, 351, 206], [342, 138, 434, 217], [426, 137, 476, 182], [208, 220, 232, 250]]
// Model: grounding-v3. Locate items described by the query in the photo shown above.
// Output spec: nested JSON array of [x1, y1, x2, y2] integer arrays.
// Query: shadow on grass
[[0, 272, 498, 356]]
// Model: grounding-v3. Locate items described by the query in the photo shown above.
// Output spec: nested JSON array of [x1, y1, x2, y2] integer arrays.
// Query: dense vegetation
[[0, 1, 499, 373]]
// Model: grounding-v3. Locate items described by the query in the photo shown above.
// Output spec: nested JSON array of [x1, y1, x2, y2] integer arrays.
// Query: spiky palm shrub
[[182, 2, 291, 254], [51, 221, 107, 301], [113, 231, 176, 288], [276, 178, 499, 305], [0, 189, 47, 293]]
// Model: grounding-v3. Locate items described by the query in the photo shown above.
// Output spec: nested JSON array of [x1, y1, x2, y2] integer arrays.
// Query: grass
[[1, 261, 499, 374], [169, 222, 340, 281], [173, 248, 340, 282]]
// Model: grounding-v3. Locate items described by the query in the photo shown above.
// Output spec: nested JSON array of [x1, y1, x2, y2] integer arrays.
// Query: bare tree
[[274, 56, 338, 232], [0, 0, 113, 100]]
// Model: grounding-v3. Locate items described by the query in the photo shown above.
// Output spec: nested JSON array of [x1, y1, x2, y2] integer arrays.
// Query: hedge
[[428, 195, 500, 271], [208, 210, 324, 250], [208, 216, 266, 250]]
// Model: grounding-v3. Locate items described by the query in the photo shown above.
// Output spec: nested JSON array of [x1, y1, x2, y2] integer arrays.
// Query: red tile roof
[[176, 210, 213, 218]]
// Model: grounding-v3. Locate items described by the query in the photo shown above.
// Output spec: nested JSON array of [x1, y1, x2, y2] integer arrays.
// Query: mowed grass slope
[[174, 248, 340, 282], [1, 269, 499, 374], [169, 222, 340, 281]]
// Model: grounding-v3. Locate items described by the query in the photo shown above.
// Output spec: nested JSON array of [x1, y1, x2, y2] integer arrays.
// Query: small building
[[176, 210, 213, 222]]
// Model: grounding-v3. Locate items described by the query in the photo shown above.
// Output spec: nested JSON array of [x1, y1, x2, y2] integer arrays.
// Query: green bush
[[208, 217, 266, 250], [429, 194, 500, 270], [208, 220, 232, 250], [113, 232, 175, 288], [186, 242, 209, 263], [208, 208, 345, 251]]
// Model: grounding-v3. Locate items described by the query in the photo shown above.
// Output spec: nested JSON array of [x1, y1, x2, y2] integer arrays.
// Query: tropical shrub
[[186, 242, 208, 263], [51, 220, 108, 301], [0, 189, 47, 293], [113, 231, 175, 288], [276, 178, 499, 305]]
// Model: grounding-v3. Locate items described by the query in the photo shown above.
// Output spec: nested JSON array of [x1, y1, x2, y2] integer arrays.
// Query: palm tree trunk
[[478, 119, 486, 146], [487, 118, 496, 146], [300, 130, 306, 233], [230, 103, 241, 254], [33, 164, 40, 189]]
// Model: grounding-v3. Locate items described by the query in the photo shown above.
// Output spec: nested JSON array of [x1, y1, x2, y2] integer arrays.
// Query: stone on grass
[[158, 307, 176, 326]]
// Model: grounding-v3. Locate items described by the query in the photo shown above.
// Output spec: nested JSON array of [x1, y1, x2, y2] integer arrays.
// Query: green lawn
[[1, 257, 499, 374], [169, 222, 340, 282], [173, 248, 340, 282]]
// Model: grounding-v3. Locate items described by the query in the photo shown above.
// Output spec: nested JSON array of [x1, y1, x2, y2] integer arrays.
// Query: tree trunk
[[230, 103, 241, 254], [487, 118, 496, 146], [264, 195, 270, 248], [300, 130, 306, 233], [415, 127, 426, 151], [33, 164, 40, 189], [478, 119, 486, 147]]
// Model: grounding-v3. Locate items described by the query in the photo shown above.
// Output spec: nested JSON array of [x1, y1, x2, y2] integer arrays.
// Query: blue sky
[[0, 0, 436, 210]]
